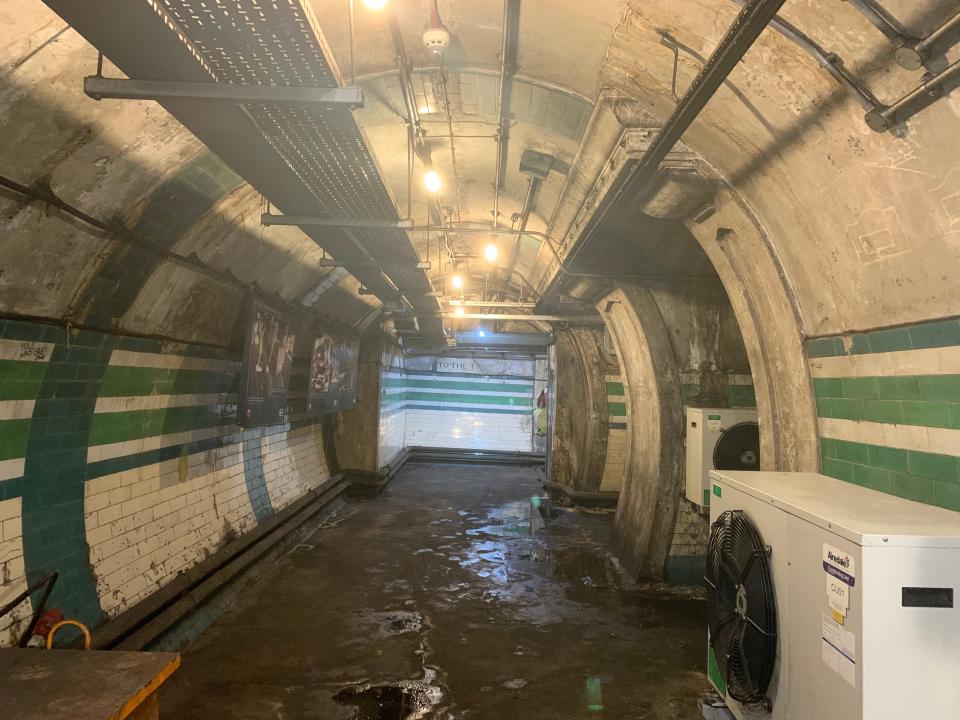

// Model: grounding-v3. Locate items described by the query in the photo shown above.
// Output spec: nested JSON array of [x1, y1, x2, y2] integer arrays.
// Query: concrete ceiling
[[2, 0, 958, 349]]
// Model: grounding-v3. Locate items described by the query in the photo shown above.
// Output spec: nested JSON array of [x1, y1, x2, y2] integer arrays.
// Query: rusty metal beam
[[84, 76, 364, 107]]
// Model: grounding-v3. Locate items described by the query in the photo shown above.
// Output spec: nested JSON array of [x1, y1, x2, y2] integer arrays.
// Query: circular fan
[[706, 510, 778, 708], [713, 422, 760, 471]]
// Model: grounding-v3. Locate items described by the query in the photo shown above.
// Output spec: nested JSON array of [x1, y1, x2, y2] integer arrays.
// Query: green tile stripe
[[821, 438, 960, 511], [98, 365, 238, 397], [807, 318, 960, 359], [681, 383, 757, 408], [728, 384, 757, 407], [383, 377, 533, 393], [89, 406, 233, 446], [0, 419, 30, 461], [401, 391, 531, 407], [608, 401, 627, 417], [606, 381, 625, 396], [814, 375, 960, 402], [814, 375, 960, 429], [0, 359, 49, 400], [404, 404, 529, 416], [11, 150, 242, 633]]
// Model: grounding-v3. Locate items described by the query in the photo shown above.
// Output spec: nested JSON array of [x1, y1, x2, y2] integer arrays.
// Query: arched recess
[[683, 181, 820, 472], [550, 327, 609, 492], [598, 283, 684, 580]]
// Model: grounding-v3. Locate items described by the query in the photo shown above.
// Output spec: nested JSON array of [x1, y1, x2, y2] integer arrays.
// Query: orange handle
[[46, 619, 92, 649]]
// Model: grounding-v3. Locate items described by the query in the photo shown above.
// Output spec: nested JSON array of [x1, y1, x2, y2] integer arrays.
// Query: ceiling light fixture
[[424, 169, 442, 193], [361, 0, 388, 11], [484, 243, 498, 263], [450, 274, 463, 290]]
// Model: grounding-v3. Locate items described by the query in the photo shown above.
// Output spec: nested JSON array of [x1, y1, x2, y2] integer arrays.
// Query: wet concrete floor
[[160, 462, 709, 719]]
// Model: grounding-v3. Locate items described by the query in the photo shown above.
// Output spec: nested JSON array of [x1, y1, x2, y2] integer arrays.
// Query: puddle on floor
[[371, 610, 423, 637], [333, 671, 443, 720], [546, 546, 617, 588], [466, 499, 532, 538]]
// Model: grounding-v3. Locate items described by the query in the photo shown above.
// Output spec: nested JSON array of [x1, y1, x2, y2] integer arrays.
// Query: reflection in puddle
[[547, 546, 616, 588]]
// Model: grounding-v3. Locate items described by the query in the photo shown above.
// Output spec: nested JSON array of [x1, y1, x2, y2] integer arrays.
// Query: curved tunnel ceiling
[[1, 0, 958, 350]]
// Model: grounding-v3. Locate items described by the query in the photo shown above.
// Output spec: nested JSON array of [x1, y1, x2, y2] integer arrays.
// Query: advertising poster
[[239, 301, 295, 426], [307, 328, 359, 416]]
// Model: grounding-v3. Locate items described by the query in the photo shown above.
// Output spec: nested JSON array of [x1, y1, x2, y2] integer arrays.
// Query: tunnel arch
[[2, 0, 959, 647]]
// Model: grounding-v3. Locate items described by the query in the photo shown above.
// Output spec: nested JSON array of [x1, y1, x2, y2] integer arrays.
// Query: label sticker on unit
[[821, 613, 856, 687], [822, 543, 856, 587], [707, 414, 722, 431], [826, 574, 850, 616]]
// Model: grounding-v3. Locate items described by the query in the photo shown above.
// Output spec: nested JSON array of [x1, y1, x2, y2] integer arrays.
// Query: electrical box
[[685, 407, 758, 507], [708, 470, 960, 720]]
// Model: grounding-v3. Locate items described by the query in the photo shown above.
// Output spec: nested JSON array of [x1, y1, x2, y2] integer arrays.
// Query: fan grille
[[713, 422, 760, 471], [706, 509, 778, 707]]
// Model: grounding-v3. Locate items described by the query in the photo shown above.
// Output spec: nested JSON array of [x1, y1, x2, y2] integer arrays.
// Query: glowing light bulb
[[450, 274, 463, 290], [478, 328, 486, 337], [454, 306, 465, 317], [361, 0, 388, 10], [424, 169, 442, 193], [484, 243, 498, 263]]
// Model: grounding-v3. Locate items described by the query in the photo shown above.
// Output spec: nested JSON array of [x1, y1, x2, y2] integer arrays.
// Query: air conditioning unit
[[706, 469, 960, 720], [685, 407, 759, 508]]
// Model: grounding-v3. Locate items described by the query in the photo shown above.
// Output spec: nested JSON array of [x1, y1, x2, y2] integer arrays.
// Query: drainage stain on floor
[[160, 464, 709, 719]]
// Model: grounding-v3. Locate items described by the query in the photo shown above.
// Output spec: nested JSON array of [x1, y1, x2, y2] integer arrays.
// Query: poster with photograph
[[239, 301, 295, 426], [307, 328, 359, 416]]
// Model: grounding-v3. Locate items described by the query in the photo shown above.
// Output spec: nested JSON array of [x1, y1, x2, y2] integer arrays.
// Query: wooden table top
[[0, 649, 180, 720]]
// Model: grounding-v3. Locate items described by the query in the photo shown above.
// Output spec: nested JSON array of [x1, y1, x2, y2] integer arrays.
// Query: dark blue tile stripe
[[806, 318, 960, 358]]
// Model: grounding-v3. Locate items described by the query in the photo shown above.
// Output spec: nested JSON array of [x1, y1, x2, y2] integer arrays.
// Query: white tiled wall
[[404, 408, 533, 452], [0, 498, 28, 647], [599, 375, 627, 492], [83, 425, 329, 618], [378, 369, 406, 467]]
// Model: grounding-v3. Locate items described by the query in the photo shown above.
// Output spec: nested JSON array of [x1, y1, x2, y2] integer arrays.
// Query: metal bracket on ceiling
[[84, 77, 365, 109], [442, 312, 603, 323], [320, 259, 431, 270], [446, 299, 537, 309], [262, 213, 412, 229]]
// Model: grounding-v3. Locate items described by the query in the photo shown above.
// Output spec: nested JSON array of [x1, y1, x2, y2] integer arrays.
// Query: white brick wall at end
[[404, 408, 533, 452]]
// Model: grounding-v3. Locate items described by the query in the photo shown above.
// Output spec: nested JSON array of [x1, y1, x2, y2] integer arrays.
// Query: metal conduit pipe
[[727, 0, 880, 110], [500, 175, 541, 299], [493, 0, 522, 228], [0, 175, 358, 335], [844, 0, 909, 44], [865, 56, 960, 132], [894, 10, 960, 71], [629, 0, 788, 185]]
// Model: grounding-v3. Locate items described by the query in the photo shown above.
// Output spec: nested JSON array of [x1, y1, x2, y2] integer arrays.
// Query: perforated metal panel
[[157, 0, 398, 223], [49, 0, 439, 332]]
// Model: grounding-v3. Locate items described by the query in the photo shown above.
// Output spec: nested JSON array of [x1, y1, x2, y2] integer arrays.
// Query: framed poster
[[238, 301, 295, 426], [307, 328, 359, 416]]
